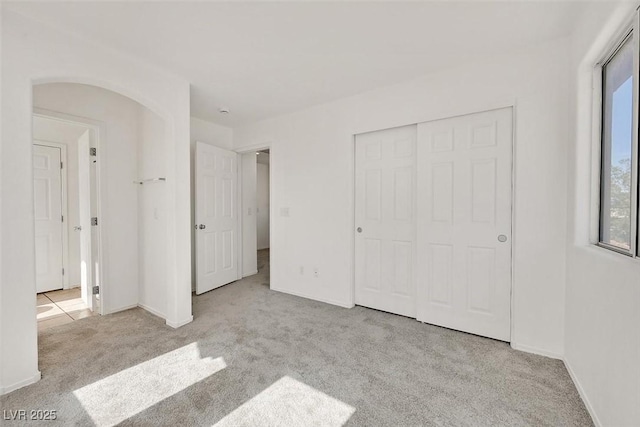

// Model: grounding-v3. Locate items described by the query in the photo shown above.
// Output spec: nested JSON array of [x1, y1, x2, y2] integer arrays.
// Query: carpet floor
[[1, 249, 592, 426]]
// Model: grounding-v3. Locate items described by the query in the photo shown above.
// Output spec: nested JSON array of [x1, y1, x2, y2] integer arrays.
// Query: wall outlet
[[313, 268, 319, 278], [299, 266, 304, 275]]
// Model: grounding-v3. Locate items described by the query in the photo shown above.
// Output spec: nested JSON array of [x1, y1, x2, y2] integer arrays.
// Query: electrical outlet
[[299, 266, 304, 275], [313, 268, 319, 278]]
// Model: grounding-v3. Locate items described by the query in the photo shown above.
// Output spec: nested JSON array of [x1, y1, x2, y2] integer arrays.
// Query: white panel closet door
[[195, 142, 239, 295], [355, 125, 417, 318], [33, 144, 64, 293], [416, 107, 512, 341]]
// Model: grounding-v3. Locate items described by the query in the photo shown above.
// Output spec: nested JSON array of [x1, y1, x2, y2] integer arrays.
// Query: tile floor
[[37, 288, 96, 331]]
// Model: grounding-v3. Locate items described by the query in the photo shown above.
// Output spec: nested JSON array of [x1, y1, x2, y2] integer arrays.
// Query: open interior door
[[78, 130, 98, 312], [195, 142, 239, 294]]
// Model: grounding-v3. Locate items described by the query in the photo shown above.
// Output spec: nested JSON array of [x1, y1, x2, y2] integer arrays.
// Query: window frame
[[596, 16, 640, 258]]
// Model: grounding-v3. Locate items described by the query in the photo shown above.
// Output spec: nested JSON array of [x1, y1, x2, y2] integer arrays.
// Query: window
[[599, 28, 639, 256]]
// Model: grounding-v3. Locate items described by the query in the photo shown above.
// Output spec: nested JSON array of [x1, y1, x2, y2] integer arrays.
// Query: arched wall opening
[[32, 82, 170, 322], [1, 9, 192, 394]]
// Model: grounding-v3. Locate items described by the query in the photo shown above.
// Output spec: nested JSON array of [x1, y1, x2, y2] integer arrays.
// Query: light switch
[[280, 207, 290, 217]]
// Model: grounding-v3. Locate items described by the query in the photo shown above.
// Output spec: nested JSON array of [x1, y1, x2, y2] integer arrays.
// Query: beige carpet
[[1, 249, 592, 426]]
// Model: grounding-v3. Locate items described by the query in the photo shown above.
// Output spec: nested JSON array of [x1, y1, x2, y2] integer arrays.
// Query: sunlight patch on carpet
[[73, 342, 226, 425], [213, 376, 355, 427]]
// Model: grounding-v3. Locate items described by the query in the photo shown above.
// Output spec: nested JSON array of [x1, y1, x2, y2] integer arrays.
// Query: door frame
[[33, 140, 69, 290], [350, 103, 517, 343], [33, 109, 106, 315], [235, 142, 273, 286]]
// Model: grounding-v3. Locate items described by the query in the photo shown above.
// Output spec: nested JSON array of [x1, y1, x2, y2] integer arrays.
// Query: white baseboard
[[510, 342, 563, 360], [564, 358, 601, 427], [105, 303, 138, 315], [242, 270, 258, 278], [138, 303, 165, 320], [270, 286, 354, 309], [1, 371, 41, 395], [166, 315, 193, 329]]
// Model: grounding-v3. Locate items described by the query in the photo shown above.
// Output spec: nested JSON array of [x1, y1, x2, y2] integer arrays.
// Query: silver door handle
[[498, 234, 507, 242], [199, 224, 206, 230], [73, 226, 82, 231], [357, 227, 362, 233]]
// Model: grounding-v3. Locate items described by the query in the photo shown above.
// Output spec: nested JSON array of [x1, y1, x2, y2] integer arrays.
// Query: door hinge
[[92, 286, 99, 295], [91, 217, 98, 226], [90, 147, 97, 157], [60, 161, 64, 169], [62, 215, 64, 222], [62, 268, 65, 276]]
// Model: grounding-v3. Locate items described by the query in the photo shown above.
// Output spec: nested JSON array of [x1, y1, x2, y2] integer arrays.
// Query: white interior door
[[416, 107, 512, 341], [77, 131, 96, 311], [33, 144, 64, 293], [195, 142, 239, 294], [354, 125, 417, 318]]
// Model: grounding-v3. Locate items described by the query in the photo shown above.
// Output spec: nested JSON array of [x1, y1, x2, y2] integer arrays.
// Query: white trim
[[271, 286, 354, 309], [348, 134, 356, 308], [508, 105, 517, 344], [242, 270, 258, 278], [33, 140, 70, 290], [166, 315, 193, 329], [138, 303, 165, 320], [33, 109, 106, 315], [236, 148, 243, 281], [510, 342, 563, 360], [105, 303, 138, 314], [590, 64, 604, 245], [235, 142, 273, 289], [0, 371, 41, 396], [564, 358, 602, 427], [235, 141, 273, 154]]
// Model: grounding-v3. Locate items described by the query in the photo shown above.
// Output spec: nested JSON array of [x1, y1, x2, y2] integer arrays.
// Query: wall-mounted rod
[[134, 177, 166, 185]]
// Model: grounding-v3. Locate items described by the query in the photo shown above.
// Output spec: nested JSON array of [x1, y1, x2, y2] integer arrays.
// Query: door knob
[[357, 227, 362, 233], [497, 234, 507, 242], [199, 224, 206, 230], [73, 226, 82, 231]]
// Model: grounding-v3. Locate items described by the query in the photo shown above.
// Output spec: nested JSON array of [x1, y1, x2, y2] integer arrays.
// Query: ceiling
[[6, 1, 590, 127]]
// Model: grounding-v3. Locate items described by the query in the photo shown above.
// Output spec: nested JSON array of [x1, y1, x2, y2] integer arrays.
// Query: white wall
[[191, 117, 233, 150], [565, 2, 640, 426], [241, 153, 258, 276], [138, 108, 167, 318], [257, 160, 270, 250], [234, 39, 570, 357], [1, 9, 192, 394], [190, 117, 233, 287], [33, 83, 141, 311]]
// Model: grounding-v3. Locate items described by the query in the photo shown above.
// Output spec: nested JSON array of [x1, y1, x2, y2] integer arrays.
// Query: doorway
[[236, 147, 272, 285], [354, 107, 513, 342], [256, 150, 271, 281], [32, 113, 102, 330]]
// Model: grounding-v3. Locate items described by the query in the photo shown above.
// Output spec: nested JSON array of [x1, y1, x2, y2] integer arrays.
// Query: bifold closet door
[[416, 108, 513, 342], [354, 125, 417, 318]]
